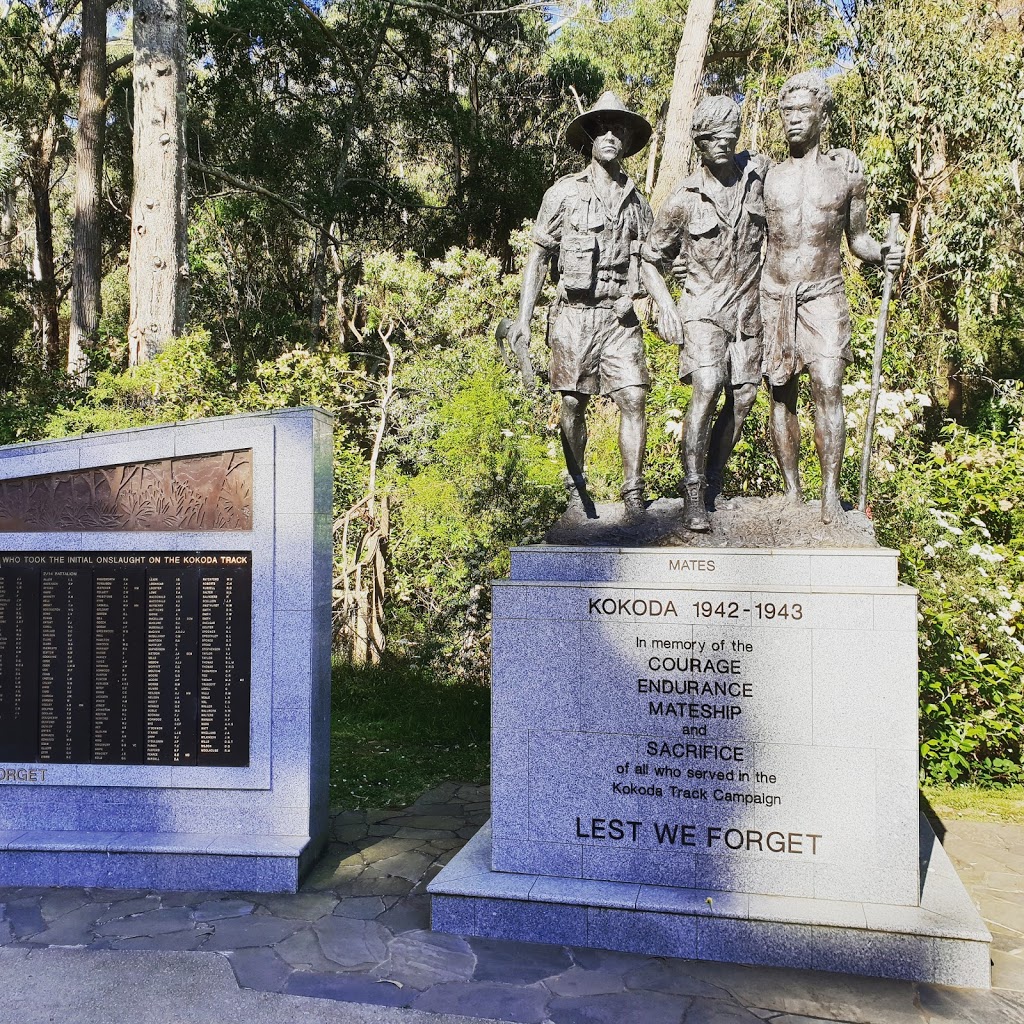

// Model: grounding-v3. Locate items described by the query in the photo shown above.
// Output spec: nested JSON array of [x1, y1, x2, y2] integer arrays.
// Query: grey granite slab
[[430, 816, 991, 988], [509, 545, 899, 588]]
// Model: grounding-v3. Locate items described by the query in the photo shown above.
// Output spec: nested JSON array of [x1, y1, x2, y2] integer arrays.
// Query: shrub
[[872, 424, 1024, 785]]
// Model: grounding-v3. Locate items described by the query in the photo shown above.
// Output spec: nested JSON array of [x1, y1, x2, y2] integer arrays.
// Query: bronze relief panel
[[0, 449, 253, 532]]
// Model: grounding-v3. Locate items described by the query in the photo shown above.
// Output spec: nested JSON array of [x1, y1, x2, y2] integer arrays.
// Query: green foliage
[[366, 246, 563, 674], [44, 331, 241, 436], [549, 0, 684, 130], [42, 329, 374, 510], [923, 783, 1024, 824], [833, 0, 1024, 415], [0, 121, 20, 192], [95, 267, 132, 372], [872, 424, 1024, 786], [0, 269, 77, 444], [330, 658, 489, 808]]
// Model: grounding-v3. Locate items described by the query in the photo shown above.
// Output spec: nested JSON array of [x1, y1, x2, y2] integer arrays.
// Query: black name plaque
[[0, 552, 251, 767]]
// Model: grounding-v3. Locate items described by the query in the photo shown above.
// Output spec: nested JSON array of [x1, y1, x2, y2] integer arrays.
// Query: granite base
[[0, 830, 327, 893], [429, 817, 992, 989]]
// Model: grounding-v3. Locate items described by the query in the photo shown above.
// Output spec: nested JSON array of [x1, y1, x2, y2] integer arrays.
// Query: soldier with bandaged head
[[641, 96, 768, 532]]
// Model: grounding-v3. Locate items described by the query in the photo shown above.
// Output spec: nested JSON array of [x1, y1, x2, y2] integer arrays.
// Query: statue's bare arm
[[505, 244, 549, 382], [846, 185, 883, 264], [846, 181, 906, 273]]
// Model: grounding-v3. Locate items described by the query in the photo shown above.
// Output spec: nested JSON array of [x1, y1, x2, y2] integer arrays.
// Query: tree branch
[[389, 0, 545, 17], [193, 161, 339, 242], [106, 51, 132, 74], [704, 47, 753, 66]]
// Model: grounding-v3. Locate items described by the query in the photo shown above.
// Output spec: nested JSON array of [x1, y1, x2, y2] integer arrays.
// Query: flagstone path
[[1, 783, 1022, 1024]]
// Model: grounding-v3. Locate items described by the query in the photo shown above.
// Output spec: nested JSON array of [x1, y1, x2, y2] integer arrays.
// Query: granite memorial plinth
[[0, 408, 333, 892], [429, 544, 992, 987]]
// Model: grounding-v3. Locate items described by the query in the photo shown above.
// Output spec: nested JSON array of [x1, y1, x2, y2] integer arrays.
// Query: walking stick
[[857, 213, 902, 514]]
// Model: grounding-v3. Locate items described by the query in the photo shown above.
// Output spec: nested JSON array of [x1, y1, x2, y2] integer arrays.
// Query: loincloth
[[760, 276, 852, 386]]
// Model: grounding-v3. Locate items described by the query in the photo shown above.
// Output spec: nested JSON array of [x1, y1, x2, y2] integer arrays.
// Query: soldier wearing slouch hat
[[506, 92, 654, 519]]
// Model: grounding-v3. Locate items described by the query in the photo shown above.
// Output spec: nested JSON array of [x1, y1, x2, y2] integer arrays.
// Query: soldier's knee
[[733, 382, 758, 412], [561, 392, 587, 417], [692, 366, 726, 400], [613, 386, 646, 418]]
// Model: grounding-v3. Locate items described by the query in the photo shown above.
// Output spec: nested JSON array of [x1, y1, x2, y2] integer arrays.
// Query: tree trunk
[[651, 0, 716, 210], [128, 0, 188, 365], [308, 226, 331, 347], [645, 123, 661, 195], [0, 189, 15, 268], [946, 357, 963, 422], [68, 0, 107, 382], [29, 153, 61, 370]]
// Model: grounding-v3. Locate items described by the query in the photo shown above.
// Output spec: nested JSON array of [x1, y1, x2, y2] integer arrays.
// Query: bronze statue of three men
[[510, 74, 904, 529]]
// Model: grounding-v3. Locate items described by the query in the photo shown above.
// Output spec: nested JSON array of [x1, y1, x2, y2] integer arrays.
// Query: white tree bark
[[651, 0, 716, 211], [128, 0, 188, 365]]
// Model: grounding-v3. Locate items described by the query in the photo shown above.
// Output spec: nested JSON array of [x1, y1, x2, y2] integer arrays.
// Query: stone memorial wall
[[0, 408, 333, 893]]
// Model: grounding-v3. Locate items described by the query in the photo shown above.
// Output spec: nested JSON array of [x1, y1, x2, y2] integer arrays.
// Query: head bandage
[[692, 96, 741, 139]]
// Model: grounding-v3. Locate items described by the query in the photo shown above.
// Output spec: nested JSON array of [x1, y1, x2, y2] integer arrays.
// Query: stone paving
[[941, 819, 1024, 995], [1, 783, 1024, 1024]]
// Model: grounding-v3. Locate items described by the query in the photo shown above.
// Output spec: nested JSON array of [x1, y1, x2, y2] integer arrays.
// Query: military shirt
[[641, 151, 768, 338], [532, 165, 653, 303]]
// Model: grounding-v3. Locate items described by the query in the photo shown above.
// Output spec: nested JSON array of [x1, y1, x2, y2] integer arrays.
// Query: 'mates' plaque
[[0, 552, 252, 767]]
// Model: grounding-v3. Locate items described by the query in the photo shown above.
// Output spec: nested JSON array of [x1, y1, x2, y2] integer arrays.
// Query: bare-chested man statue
[[762, 72, 903, 524]]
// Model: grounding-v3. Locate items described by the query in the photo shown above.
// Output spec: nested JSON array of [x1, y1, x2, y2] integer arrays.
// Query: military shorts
[[679, 319, 762, 387], [548, 303, 650, 395]]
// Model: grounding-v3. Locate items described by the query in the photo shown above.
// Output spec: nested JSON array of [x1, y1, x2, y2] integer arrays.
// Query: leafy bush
[[872, 424, 1024, 785], [43, 329, 373, 513], [368, 246, 563, 675]]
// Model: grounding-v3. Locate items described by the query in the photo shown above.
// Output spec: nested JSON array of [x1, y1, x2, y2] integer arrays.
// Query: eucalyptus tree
[[67, 0, 131, 378], [187, 0, 575, 361], [67, 0, 107, 379], [835, 0, 1024, 417], [128, 0, 189, 364], [0, 0, 79, 369]]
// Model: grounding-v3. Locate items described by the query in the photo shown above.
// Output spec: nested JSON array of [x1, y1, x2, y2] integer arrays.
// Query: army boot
[[564, 473, 592, 519], [681, 475, 711, 532], [622, 488, 647, 519], [704, 470, 723, 512]]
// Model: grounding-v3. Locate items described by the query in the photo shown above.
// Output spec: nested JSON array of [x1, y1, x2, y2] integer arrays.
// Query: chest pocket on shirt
[[688, 206, 720, 238], [599, 232, 632, 269], [560, 234, 597, 291]]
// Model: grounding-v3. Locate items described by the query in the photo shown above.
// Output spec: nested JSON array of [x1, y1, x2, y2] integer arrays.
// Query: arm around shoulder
[[641, 188, 688, 269]]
